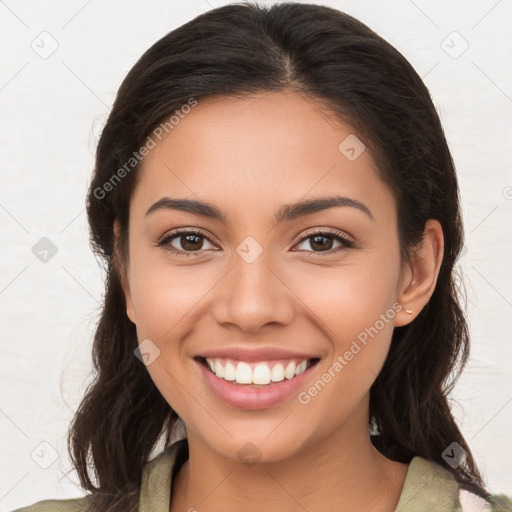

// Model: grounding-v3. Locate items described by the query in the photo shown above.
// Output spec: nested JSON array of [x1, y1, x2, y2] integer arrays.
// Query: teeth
[[270, 363, 285, 382], [295, 360, 307, 375], [224, 361, 236, 381], [204, 357, 312, 385], [235, 362, 252, 384], [214, 359, 224, 378], [253, 364, 271, 385], [284, 361, 296, 379]]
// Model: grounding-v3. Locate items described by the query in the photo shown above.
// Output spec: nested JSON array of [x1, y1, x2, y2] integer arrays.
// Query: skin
[[114, 90, 444, 512]]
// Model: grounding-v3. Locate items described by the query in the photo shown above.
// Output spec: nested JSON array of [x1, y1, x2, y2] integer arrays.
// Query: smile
[[194, 356, 321, 409], [199, 357, 318, 386]]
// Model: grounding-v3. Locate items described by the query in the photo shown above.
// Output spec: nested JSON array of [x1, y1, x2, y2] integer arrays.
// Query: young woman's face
[[120, 91, 412, 462]]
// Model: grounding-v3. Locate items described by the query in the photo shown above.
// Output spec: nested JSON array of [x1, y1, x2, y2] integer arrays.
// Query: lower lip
[[195, 359, 318, 410]]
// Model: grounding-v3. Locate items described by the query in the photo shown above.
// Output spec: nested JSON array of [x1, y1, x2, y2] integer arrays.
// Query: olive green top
[[10, 439, 487, 512]]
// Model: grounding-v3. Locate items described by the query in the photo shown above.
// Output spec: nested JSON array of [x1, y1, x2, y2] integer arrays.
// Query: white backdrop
[[1, 0, 511, 509]]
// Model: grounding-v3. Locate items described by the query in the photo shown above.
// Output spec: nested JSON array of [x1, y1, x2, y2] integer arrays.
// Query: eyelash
[[155, 228, 355, 258]]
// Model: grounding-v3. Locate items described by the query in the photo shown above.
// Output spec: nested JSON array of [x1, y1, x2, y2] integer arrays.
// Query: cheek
[[126, 256, 215, 415], [128, 255, 211, 340], [127, 269, 198, 417], [290, 250, 401, 342], [293, 286, 397, 434], [291, 253, 400, 406]]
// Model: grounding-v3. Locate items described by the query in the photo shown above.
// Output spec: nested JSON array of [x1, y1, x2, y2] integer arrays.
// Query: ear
[[113, 218, 136, 324], [394, 219, 444, 327]]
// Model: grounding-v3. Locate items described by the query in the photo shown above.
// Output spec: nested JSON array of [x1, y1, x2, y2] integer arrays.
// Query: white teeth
[[253, 364, 271, 385], [224, 361, 236, 381], [235, 362, 253, 384], [270, 363, 285, 382], [204, 357, 312, 385], [284, 362, 296, 379], [214, 359, 224, 378]]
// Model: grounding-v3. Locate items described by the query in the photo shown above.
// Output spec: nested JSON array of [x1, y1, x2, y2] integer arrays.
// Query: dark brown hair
[[70, 2, 491, 510]]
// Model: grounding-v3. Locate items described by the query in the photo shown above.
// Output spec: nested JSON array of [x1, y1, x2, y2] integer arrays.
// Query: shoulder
[[9, 496, 90, 512], [458, 489, 493, 512], [394, 456, 492, 512], [8, 441, 188, 512], [138, 438, 188, 509]]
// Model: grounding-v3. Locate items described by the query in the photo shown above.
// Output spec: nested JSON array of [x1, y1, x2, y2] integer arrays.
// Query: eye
[[155, 227, 355, 257], [155, 229, 217, 257], [292, 229, 354, 254]]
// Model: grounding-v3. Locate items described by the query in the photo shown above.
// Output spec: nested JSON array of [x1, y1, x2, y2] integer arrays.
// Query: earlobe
[[126, 302, 136, 324], [124, 278, 136, 324], [395, 219, 444, 327], [113, 218, 136, 324]]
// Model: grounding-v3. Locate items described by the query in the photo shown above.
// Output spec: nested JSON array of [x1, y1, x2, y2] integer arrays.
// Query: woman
[[12, 2, 495, 511]]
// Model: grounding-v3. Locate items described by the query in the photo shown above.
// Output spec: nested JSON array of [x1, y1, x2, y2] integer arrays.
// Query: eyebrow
[[145, 195, 374, 223]]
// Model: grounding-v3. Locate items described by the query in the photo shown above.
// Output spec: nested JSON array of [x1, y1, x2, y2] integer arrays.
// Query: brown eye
[[177, 233, 205, 251], [156, 229, 217, 256], [293, 230, 354, 254]]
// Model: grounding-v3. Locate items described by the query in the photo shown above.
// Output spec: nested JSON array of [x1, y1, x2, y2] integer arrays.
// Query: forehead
[[130, 91, 395, 223]]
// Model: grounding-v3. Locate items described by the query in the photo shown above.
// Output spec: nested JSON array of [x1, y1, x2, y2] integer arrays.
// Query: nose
[[212, 250, 294, 333]]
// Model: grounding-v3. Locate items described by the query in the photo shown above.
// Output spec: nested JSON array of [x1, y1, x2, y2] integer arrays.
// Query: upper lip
[[197, 346, 319, 362]]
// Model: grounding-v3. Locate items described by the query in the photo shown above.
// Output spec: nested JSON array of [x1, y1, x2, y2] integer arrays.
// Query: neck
[[170, 411, 408, 512]]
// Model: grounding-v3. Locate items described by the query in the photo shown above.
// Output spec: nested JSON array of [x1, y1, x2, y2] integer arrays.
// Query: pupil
[[311, 235, 332, 252], [182, 234, 202, 251]]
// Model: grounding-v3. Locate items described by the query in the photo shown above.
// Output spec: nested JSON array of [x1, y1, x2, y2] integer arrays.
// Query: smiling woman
[[12, 2, 496, 512]]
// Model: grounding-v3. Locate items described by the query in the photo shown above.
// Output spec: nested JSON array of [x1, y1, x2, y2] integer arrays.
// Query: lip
[[197, 346, 319, 362], [194, 356, 320, 410]]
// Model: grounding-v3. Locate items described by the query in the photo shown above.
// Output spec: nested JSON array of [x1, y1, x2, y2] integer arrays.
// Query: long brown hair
[[70, 2, 491, 510]]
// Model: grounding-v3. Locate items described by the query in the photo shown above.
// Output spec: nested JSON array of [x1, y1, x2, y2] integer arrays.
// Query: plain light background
[[1, 0, 511, 509]]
